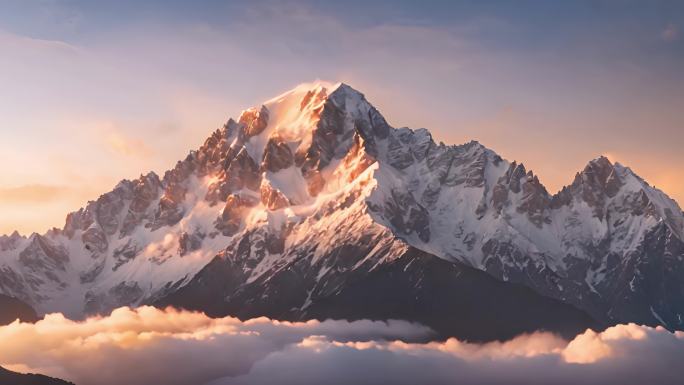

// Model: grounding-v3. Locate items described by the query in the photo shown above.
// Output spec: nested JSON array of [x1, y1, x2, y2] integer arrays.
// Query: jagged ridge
[[0, 81, 682, 334]]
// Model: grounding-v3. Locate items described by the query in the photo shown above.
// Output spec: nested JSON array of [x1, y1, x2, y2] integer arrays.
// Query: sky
[[0, 0, 683, 234]]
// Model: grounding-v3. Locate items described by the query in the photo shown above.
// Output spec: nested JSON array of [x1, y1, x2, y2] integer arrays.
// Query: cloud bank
[[0, 306, 683, 385]]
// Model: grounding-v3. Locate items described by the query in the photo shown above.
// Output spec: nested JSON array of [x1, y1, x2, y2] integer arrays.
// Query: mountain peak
[[581, 155, 645, 189], [235, 81, 368, 150], [260, 81, 343, 112], [572, 155, 622, 198], [585, 155, 614, 172], [550, 155, 683, 238]]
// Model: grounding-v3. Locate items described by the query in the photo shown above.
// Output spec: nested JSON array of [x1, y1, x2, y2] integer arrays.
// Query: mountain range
[[1, 82, 682, 341]]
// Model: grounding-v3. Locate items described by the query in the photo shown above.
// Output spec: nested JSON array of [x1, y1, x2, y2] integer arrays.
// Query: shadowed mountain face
[[0, 366, 74, 385], [0, 82, 682, 340], [0, 294, 38, 325], [156, 247, 596, 341]]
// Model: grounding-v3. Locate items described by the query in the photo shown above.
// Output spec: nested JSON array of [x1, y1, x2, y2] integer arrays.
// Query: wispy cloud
[[0, 184, 68, 203], [0, 181, 104, 235], [0, 29, 80, 54], [662, 23, 679, 42], [104, 129, 154, 158]]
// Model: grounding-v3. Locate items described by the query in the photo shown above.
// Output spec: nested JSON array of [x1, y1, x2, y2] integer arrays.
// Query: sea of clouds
[[1, 306, 683, 385]]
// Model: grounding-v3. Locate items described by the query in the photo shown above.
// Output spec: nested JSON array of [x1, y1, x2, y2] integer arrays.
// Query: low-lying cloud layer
[[1, 306, 683, 385]]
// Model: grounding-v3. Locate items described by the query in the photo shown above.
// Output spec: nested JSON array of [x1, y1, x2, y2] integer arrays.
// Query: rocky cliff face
[[0, 81, 682, 336]]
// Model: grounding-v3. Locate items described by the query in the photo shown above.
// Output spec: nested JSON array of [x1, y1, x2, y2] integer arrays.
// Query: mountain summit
[[1, 82, 683, 339]]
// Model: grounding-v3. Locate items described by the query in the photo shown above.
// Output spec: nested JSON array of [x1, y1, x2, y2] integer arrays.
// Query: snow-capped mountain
[[1, 82, 682, 339]]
